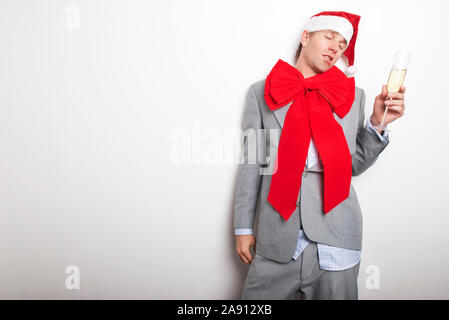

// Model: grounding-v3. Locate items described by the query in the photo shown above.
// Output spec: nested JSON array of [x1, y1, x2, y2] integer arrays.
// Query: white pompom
[[346, 65, 357, 76]]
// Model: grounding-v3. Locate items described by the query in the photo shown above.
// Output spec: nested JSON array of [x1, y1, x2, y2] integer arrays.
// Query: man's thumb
[[380, 85, 388, 98]]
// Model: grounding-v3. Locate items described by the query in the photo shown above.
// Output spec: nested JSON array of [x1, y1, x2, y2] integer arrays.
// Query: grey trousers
[[241, 240, 361, 300]]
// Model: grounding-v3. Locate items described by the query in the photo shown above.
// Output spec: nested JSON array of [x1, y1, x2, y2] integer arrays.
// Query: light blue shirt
[[235, 119, 389, 271]]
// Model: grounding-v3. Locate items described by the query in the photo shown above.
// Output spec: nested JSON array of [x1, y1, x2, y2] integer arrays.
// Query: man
[[233, 11, 406, 300]]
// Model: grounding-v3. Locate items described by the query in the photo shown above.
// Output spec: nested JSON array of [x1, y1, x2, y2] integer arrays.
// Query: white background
[[1, 0, 448, 299]]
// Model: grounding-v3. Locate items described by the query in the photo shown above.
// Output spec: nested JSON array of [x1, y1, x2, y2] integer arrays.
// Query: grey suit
[[234, 79, 390, 264]]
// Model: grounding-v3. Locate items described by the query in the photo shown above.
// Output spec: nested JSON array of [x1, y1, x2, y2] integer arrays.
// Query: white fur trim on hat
[[304, 15, 354, 45]]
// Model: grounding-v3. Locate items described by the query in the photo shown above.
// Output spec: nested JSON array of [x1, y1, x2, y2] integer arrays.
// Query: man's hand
[[236, 234, 256, 264], [371, 85, 406, 133]]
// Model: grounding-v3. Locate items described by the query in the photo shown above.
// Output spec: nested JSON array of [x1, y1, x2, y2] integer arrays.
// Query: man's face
[[301, 30, 348, 73]]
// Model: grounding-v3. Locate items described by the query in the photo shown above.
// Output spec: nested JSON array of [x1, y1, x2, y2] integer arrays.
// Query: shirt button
[[303, 171, 308, 177]]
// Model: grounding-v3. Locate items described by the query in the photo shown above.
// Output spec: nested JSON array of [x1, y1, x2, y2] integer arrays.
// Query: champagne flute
[[373, 50, 412, 132]]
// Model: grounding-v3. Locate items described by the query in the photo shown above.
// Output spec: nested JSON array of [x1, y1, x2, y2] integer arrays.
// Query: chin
[[315, 64, 331, 73]]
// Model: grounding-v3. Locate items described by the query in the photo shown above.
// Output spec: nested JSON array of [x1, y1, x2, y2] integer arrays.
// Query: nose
[[329, 44, 338, 54], [329, 42, 339, 53]]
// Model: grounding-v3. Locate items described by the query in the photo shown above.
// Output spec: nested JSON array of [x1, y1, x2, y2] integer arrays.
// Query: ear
[[300, 30, 310, 47]]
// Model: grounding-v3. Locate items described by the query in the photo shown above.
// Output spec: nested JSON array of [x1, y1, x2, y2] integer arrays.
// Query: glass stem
[[379, 97, 392, 130]]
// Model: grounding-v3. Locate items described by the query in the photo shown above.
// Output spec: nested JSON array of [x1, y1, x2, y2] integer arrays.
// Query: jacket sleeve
[[352, 89, 390, 176], [233, 85, 265, 231]]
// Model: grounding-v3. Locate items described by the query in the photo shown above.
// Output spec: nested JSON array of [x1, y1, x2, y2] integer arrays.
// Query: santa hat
[[303, 11, 361, 77]]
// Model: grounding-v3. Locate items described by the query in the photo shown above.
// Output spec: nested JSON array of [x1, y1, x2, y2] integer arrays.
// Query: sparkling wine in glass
[[373, 50, 412, 132]]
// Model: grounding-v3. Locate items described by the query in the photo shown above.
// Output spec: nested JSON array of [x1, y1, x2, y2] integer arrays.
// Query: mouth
[[322, 54, 334, 64]]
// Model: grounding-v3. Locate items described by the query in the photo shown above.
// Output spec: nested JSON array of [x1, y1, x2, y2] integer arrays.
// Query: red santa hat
[[304, 11, 361, 77]]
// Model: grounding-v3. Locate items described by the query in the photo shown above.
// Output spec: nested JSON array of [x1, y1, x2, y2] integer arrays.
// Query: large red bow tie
[[264, 59, 355, 220]]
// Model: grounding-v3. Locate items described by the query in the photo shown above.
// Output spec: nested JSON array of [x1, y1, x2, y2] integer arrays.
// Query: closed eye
[[326, 35, 345, 50]]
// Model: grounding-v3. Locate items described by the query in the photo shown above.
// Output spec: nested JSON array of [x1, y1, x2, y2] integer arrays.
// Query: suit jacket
[[233, 78, 390, 263]]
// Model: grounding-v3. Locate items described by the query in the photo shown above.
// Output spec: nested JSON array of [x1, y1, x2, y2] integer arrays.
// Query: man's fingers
[[244, 251, 253, 264], [386, 105, 405, 115], [380, 85, 406, 100], [240, 253, 250, 264], [386, 92, 404, 100], [385, 99, 404, 106], [240, 251, 253, 264]]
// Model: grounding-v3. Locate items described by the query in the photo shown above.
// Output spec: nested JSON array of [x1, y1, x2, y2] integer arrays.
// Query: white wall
[[1, 0, 448, 299]]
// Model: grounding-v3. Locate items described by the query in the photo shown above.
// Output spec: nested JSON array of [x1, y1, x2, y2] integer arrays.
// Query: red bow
[[264, 59, 355, 220]]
